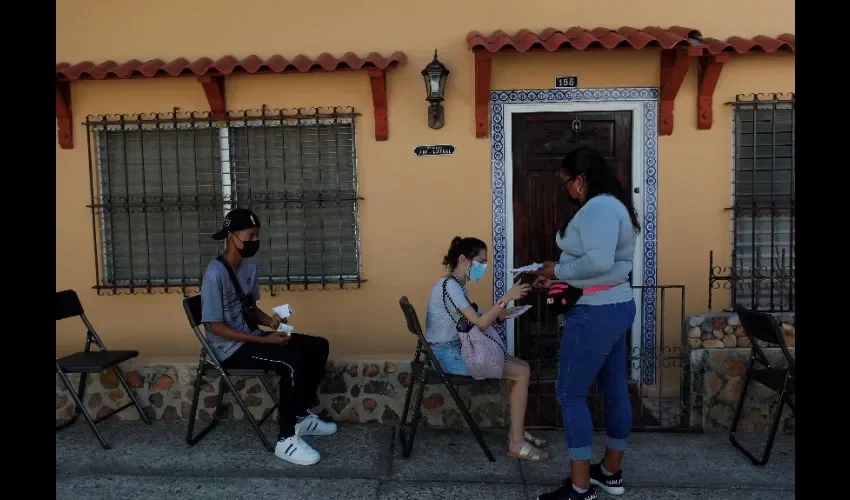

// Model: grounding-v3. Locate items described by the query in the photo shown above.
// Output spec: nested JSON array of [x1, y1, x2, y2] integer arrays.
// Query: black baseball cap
[[212, 208, 261, 240]]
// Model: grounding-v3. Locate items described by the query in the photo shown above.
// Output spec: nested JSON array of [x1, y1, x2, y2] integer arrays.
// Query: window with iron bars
[[728, 93, 795, 311], [86, 107, 363, 294]]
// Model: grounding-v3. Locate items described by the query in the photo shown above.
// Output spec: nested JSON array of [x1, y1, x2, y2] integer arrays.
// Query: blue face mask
[[468, 261, 487, 283]]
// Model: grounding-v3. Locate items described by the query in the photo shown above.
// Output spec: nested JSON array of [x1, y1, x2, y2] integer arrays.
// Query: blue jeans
[[556, 300, 636, 461]]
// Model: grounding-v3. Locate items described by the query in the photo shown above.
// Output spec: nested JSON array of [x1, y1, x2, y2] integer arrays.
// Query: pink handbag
[[441, 277, 507, 379], [459, 325, 507, 380]]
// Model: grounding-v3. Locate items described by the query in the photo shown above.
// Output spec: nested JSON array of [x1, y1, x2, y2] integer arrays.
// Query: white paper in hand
[[277, 323, 295, 336], [273, 304, 293, 319], [511, 263, 543, 274], [505, 305, 532, 320]]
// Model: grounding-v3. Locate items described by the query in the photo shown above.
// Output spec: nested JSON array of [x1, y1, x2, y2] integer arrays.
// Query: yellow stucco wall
[[56, 0, 794, 362]]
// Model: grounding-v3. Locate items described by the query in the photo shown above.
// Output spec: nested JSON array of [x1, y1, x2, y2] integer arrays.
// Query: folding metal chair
[[55, 290, 151, 449], [729, 304, 796, 466], [397, 296, 496, 462], [182, 295, 281, 452]]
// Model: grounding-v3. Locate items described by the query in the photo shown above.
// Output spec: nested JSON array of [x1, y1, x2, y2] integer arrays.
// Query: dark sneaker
[[537, 479, 599, 500], [589, 462, 625, 495]]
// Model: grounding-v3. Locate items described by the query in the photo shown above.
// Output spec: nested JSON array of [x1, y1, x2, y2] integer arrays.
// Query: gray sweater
[[554, 194, 636, 306]]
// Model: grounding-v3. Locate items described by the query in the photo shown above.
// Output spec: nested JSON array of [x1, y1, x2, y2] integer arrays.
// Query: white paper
[[273, 304, 293, 319], [505, 305, 532, 320], [511, 263, 543, 273]]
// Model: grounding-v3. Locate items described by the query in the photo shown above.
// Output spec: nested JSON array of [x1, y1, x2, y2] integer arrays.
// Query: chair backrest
[[56, 290, 84, 321], [734, 304, 795, 368], [399, 296, 424, 338], [56, 289, 107, 350], [399, 296, 447, 375], [182, 295, 222, 366]]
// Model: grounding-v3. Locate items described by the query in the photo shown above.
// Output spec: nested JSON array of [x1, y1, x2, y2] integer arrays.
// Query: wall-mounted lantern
[[422, 50, 450, 129]]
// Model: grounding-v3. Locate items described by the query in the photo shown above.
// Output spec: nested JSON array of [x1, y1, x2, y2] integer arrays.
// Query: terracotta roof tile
[[56, 52, 407, 80], [703, 34, 795, 55], [467, 26, 703, 52]]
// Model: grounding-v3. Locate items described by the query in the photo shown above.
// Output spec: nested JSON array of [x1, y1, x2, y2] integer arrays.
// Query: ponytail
[[442, 236, 487, 270]]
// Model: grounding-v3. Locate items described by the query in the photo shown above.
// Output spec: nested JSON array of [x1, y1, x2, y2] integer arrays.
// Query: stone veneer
[[684, 312, 795, 350], [684, 311, 795, 433], [55, 360, 510, 429]]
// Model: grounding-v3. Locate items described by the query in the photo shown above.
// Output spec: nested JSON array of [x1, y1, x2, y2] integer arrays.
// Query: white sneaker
[[274, 435, 320, 465], [294, 410, 338, 436]]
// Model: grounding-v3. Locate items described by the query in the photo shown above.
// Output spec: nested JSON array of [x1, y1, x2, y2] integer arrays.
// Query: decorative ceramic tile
[[489, 88, 660, 384]]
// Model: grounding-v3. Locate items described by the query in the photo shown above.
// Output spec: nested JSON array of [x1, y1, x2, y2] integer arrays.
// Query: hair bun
[[450, 236, 463, 248]]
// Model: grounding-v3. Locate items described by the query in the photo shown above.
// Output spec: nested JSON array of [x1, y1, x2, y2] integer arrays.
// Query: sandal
[[506, 431, 549, 448], [524, 431, 549, 448], [506, 441, 549, 462]]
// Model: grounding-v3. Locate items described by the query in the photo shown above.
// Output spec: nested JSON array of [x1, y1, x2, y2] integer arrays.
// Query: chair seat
[[751, 368, 795, 394], [198, 360, 274, 378], [205, 368, 271, 377], [411, 360, 498, 385], [57, 350, 139, 373]]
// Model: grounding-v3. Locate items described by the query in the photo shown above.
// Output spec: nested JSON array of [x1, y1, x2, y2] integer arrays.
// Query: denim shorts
[[430, 339, 470, 376]]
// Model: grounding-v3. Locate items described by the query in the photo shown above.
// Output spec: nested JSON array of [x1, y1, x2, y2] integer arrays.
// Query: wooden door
[[511, 111, 633, 426]]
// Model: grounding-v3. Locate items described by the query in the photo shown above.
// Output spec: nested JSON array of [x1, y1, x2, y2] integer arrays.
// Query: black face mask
[[238, 239, 260, 258]]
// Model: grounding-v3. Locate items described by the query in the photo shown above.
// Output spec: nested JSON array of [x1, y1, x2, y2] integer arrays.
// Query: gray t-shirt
[[424, 277, 472, 344], [200, 257, 262, 361]]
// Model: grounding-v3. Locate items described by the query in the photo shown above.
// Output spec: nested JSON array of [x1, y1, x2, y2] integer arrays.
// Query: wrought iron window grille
[[85, 106, 364, 296], [709, 93, 794, 312]]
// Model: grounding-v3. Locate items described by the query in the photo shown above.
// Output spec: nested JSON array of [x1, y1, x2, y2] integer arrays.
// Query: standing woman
[[536, 147, 640, 500]]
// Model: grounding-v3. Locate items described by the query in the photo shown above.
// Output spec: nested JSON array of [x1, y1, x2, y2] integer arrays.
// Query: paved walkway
[[56, 421, 795, 499]]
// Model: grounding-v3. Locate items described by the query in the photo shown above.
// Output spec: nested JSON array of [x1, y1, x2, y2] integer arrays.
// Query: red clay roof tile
[[466, 26, 703, 52], [703, 34, 795, 55], [56, 52, 407, 80]]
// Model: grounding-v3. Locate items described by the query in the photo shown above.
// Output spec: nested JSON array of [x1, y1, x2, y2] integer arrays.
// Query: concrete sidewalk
[[56, 421, 795, 500]]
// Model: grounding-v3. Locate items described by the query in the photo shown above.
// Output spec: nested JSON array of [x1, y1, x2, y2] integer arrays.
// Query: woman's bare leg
[[503, 355, 546, 457]]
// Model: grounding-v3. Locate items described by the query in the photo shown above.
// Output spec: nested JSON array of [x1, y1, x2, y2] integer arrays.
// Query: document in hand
[[505, 305, 532, 320], [511, 263, 543, 274], [273, 304, 293, 319]]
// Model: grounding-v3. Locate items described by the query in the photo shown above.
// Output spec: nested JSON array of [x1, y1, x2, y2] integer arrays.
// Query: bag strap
[[216, 256, 249, 302], [441, 276, 469, 321]]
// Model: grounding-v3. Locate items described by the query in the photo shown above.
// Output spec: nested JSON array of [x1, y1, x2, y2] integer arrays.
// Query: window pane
[[97, 126, 223, 286], [228, 121, 360, 282], [732, 98, 795, 311]]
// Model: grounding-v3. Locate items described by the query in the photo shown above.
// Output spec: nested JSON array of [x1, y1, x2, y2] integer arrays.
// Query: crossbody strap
[[441, 276, 469, 321], [216, 256, 248, 302]]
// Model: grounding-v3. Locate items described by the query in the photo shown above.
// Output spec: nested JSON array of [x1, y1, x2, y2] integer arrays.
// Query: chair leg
[[730, 372, 788, 466], [756, 394, 788, 466], [112, 365, 151, 424], [224, 374, 276, 452], [442, 377, 496, 462], [56, 369, 111, 450], [401, 374, 428, 459], [257, 375, 280, 426], [729, 368, 752, 435], [186, 364, 216, 446], [56, 372, 88, 431], [397, 369, 418, 450]]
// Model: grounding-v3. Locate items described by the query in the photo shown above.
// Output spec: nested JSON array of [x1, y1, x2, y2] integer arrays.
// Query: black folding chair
[[729, 304, 796, 466], [55, 290, 151, 449], [183, 295, 281, 452], [397, 296, 496, 462]]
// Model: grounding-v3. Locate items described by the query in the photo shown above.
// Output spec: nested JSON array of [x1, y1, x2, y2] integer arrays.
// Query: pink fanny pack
[[546, 282, 619, 315]]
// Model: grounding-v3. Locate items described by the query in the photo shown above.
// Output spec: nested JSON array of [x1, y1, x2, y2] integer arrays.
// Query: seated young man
[[200, 208, 336, 465]]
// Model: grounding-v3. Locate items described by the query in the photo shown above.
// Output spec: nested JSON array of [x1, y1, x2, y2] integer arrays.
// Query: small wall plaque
[[554, 76, 579, 88], [414, 144, 456, 157]]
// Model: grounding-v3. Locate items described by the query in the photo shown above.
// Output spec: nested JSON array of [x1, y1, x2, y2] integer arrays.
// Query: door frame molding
[[489, 87, 659, 385]]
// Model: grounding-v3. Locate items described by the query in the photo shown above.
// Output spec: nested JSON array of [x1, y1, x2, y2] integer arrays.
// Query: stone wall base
[[58, 353, 795, 434], [688, 348, 795, 433], [55, 360, 510, 429]]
